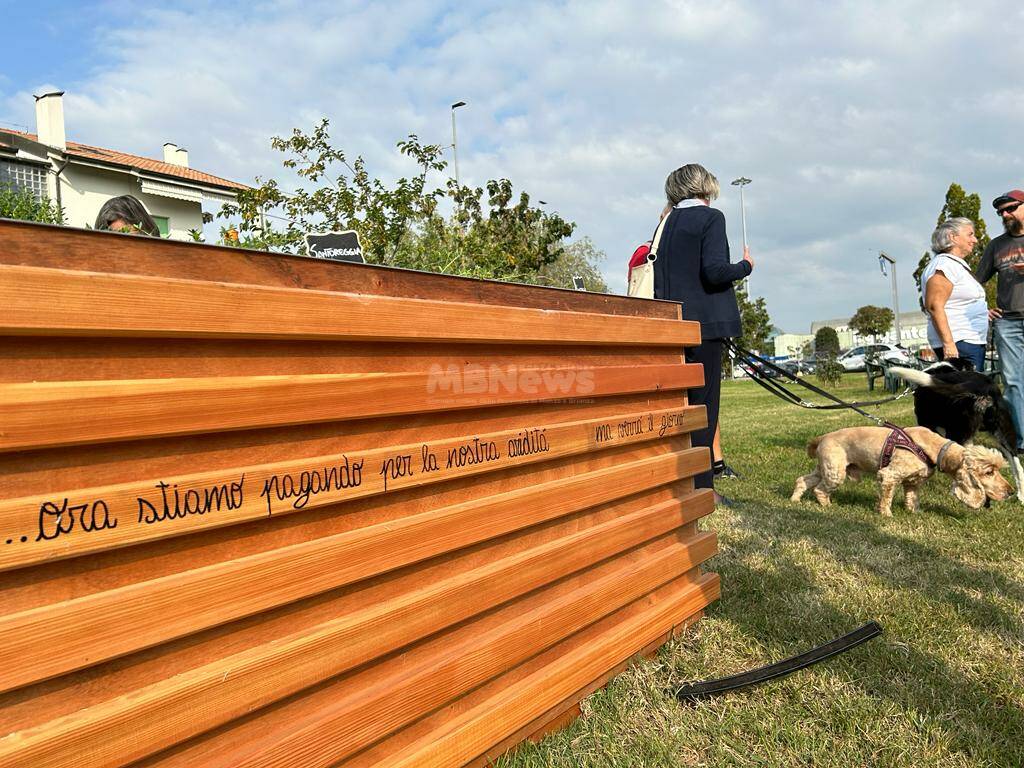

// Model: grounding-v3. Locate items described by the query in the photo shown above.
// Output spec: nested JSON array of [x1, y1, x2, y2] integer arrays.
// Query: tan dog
[[791, 426, 1012, 516]]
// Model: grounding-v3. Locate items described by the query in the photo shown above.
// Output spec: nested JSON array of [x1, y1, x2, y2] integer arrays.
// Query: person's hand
[[743, 246, 754, 270], [943, 341, 959, 359], [989, 307, 1004, 321]]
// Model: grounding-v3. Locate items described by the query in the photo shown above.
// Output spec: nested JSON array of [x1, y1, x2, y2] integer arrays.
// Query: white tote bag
[[627, 214, 669, 299]]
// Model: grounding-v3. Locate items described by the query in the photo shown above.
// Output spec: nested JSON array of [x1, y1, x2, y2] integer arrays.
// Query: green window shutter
[[152, 216, 170, 237]]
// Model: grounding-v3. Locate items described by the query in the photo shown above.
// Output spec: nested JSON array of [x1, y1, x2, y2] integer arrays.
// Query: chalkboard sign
[[304, 230, 364, 263]]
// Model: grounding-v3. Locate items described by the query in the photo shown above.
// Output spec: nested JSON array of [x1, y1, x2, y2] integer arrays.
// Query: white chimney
[[162, 142, 189, 168], [34, 91, 66, 150]]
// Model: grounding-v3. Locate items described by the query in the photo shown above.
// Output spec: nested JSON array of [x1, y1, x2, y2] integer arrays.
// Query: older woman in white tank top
[[921, 217, 989, 370]]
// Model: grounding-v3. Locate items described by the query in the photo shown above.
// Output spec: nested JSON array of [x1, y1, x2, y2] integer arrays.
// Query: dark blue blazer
[[653, 204, 751, 341]]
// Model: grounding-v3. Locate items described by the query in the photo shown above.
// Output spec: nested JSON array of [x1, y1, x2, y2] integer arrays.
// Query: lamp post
[[878, 252, 902, 346], [731, 177, 751, 248], [731, 176, 752, 291], [451, 101, 466, 188]]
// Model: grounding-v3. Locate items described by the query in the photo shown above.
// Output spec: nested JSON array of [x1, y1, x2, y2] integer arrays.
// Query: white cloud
[[3, 0, 1023, 331]]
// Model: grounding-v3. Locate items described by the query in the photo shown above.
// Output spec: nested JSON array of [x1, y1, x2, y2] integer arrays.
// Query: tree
[[718, 284, 774, 375], [737, 284, 773, 353], [848, 305, 894, 342], [220, 119, 447, 258], [814, 326, 840, 358], [720, 285, 773, 376], [528, 236, 608, 292], [913, 183, 995, 306], [402, 178, 574, 281], [219, 119, 574, 282], [0, 186, 63, 225]]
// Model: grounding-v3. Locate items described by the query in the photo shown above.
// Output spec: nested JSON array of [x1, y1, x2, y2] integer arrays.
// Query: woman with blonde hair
[[654, 163, 754, 504]]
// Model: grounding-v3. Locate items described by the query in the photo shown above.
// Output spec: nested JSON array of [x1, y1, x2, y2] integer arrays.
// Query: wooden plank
[[0, 221, 713, 768], [0, 448, 708, 694], [0, 498, 713, 768], [0, 481, 696, 732], [0, 363, 702, 454], [0, 400, 692, 618], [1, 391, 689, 500], [0, 337, 685, 383], [367, 574, 719, 768], [0, 405, 705, 572], [0, 219, 683, 320], [0, 264, 700, 346], [136, 539, 715, 768], [342, 594, 710, 768], [466, 609, 705, 768]]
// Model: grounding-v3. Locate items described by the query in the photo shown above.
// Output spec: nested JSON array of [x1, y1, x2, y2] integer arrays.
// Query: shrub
[[0, 186, 64, 225], [816, 355, 844, 386]]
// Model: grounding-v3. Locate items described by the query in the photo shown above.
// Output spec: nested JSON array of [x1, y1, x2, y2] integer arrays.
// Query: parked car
[[778, 359, 818, 376], [836, 343, 912, 372], [738, 359, 781, 379]]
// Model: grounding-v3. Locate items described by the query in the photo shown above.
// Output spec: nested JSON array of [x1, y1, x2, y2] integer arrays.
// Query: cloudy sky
[[3, 1, 1021, 332]]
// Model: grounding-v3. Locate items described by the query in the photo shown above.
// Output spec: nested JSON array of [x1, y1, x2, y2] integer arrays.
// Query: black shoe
[[713, 461, 740, 480]]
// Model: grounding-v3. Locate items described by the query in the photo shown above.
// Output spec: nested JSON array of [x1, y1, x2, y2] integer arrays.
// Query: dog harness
[[879, 423, 933, 469]]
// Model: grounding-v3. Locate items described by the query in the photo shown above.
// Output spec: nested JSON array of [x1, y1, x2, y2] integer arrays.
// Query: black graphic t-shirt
[[976, 233, 1024, 319]]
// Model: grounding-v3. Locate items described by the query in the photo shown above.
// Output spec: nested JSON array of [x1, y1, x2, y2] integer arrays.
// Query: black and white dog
[[889, 359, 1024, 501]]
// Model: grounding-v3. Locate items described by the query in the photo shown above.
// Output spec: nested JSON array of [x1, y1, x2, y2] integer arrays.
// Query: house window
[[0, 159, 48, 200], [152, 215, 169, 237]]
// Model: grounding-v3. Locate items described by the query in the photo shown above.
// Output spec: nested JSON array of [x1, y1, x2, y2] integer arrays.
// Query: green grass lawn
[[500, 377, 1024, 767]]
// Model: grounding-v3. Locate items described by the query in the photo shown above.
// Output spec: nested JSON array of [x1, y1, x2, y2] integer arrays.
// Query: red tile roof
[[0, 128, 248, 192]]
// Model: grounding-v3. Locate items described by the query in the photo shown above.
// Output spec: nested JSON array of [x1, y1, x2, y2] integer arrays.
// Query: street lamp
[[878, 252, 902, 346], [731, 176, 752, 291], [451, 101, 467, 188]]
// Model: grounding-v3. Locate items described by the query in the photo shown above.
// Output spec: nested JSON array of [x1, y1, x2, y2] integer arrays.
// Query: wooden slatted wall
[[0, 219, 720, 768]]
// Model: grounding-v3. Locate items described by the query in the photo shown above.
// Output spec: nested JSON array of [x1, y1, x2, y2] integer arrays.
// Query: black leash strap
[[725, 340, 909, 421], [674, 621, 883, 701]]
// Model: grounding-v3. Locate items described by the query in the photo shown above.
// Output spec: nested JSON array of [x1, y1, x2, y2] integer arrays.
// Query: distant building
[[0, 91, 246, 239], [810, 310, 929, 352], [773, 310, 931, 359], [773, 332, 815, 358]]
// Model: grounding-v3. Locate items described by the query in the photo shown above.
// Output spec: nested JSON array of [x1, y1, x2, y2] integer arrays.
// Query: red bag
[[627, 214, 669, 299], [628, 242, 652, 283]]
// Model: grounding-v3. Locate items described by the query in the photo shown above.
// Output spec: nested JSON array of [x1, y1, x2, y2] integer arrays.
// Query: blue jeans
[[995, 317, 1024, 449], [933, 340, 986, 372]]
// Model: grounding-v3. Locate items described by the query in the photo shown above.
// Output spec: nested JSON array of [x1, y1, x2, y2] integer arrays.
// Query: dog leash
[[674, 621, 883, 701], [725, 340, 912, 427]]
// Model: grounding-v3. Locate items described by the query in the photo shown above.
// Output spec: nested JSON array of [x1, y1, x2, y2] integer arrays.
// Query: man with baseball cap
[[976, 189, 1024, 448]]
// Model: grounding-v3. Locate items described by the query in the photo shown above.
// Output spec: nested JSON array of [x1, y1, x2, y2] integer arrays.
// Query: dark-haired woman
[[654, 163, 754, 504], [94, 195, 160, 237]]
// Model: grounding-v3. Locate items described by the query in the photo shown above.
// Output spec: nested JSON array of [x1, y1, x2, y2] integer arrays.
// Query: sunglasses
[[997, 202, 1023, 216]]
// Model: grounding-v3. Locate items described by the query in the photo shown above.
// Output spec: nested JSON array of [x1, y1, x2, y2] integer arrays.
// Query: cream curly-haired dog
[[791, 425, 1012, 516]]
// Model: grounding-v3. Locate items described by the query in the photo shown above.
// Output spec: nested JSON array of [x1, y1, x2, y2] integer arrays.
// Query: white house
[[0, 91, 247, 239]]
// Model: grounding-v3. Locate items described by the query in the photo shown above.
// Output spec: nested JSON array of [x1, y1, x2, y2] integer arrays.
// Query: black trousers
[[684, 339, 723, 489]]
